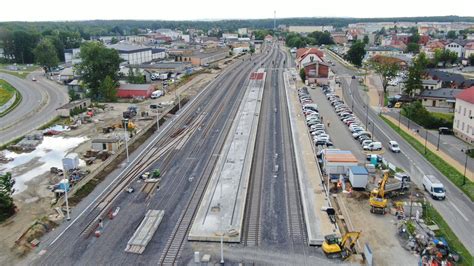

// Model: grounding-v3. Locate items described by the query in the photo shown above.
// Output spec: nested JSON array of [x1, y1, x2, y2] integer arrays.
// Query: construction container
[[348, 166, 369, 188], [62, 153, 79, 171]]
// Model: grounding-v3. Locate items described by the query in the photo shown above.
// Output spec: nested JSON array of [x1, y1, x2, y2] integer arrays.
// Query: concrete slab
[[188, 71, 266, 243], [124, 209, 164, 254], [283, 69, 338, 245]]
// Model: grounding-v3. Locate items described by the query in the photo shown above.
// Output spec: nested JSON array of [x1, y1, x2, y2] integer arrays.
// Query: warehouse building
[[108, 43, 152, 65]]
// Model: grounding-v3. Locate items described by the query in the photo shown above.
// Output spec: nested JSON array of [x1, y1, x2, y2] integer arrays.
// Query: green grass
[[380, 115, 474, 201], [0, 69, 32, 79], [384, 93, 389, 107], [431, 112, 454, 123], [0, 79, 16, 106], [0, 90, 22, 118], [424, 203, 473, 265]]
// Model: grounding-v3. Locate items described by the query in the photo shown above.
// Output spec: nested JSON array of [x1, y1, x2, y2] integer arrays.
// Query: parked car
[[389, 141, 401, 153], [361, 139, 373, 147], [363, 142, 382, 151]]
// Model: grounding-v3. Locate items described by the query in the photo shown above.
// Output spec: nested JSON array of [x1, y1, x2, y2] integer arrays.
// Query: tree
[[249, 46, 255, 55], [0, 172, 16, 222], [11, 30, 40, 64], [405, 43, 420, 54], [346, 41, 366, 67], [363, 35, 369, 45], [33, 38, 59, 71], [299, 68, 306, 82], [77, 42, 122, 101], [434, 49, 458, 67], [127, 68, 145, 84], [404, 53, 427, 96], [369, 57, 400, 95], [110, 37, 119, 44], [101, 76, 118, 102], [469, 54, 474, 66], [446, 30, 457, 39]]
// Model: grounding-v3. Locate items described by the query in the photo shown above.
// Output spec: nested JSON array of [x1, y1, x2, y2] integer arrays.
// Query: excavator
[[322, 231, 361, 260], [369, 170, 389, 214]]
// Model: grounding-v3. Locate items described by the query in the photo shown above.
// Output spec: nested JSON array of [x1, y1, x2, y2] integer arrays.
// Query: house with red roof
[[453, 86, 474, 143], [464, 42, 474, 59], [295, 48, 324, 69], [421, 40, 446, 58]]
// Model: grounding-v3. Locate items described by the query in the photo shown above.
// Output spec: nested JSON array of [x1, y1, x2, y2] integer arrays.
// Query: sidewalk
[[383, 114, 474, 182], [364, 74, 383, 108]]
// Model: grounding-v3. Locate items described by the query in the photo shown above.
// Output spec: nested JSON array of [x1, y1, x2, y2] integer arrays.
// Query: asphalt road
[[324, 51, 474, 255], [385, 110, 474, 175], [35, 46, 277, 265], [0, 72, 68, 145]]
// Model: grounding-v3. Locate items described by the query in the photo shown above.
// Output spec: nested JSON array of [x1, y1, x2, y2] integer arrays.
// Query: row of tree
[[0, 28, 82, 65], [285, 31, 334, 48]]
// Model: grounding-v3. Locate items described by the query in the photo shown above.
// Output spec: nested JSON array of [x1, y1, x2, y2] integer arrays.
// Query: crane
[[322, 231, 361, 260], [369, 170, 389, 214]]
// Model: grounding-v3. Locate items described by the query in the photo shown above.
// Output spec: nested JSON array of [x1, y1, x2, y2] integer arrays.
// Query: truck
[[141, 168, 161, 183], [423, 175, 446, 200], [368, 172, 410, 195]]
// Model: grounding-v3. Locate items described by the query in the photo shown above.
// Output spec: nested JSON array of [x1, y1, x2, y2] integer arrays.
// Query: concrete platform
[[188, 70, 266, 243], [283, 69, 338, 245], [124, 210, 164, 254]]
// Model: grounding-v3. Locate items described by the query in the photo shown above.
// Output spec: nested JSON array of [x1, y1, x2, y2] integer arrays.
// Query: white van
[[151, 90, 163, 99], [363, 141, 382, 151], [423, 175, 446, 200]]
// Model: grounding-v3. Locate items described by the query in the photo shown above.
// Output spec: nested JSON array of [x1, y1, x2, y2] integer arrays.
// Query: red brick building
[[303, 61, 330, 85]]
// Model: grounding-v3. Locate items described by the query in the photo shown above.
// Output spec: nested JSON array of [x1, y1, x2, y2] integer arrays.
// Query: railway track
[[157, 44, 277, 264], [276, 47, 308, 247]]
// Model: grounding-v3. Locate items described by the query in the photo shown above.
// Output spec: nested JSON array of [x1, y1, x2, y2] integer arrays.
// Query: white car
[[389, 141, 401, 153]]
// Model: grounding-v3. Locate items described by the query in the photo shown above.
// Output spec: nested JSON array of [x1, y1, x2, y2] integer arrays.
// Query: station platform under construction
[[188, 70, 266, 243]]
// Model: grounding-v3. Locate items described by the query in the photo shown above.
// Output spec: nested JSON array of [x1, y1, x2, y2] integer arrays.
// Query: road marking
[[449, 200, 469, 221]]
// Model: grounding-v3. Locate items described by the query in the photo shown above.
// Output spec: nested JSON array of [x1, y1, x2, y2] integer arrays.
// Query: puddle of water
[[0, 136, 88, 194]]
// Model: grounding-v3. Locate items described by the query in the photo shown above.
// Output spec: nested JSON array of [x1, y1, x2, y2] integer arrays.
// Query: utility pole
[[273, 11, 276, 31], [122, 118, 130, 163]]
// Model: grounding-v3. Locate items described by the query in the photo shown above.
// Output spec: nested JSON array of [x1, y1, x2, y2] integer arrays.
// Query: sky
[[1, 0, 473, 22]]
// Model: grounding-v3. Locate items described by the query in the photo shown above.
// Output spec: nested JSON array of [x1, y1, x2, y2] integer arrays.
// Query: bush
[[402, 101, 452, 129]]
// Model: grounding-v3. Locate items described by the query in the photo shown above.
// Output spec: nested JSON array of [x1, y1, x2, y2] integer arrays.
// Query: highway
[[243, 44, 309, 256], [0, 72, 68, 145], [35, 44, 277, 265], [324, 51, 474, 254]]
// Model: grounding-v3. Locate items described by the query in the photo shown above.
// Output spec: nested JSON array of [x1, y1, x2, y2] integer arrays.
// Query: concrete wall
[[120, 50, 152, 65]]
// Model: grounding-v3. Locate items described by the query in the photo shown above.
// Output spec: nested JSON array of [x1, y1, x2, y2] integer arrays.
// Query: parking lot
[[297, 82, 418, 265]]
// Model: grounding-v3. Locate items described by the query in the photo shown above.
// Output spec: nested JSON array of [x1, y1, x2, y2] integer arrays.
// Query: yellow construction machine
[[369, 170, 389, 214], [322, 231, 361, 260]]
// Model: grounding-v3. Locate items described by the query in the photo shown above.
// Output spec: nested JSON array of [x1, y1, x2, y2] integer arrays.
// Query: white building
[[181, 34, 190, 43], [152, 48, 166, 60], [222, 33, 238, 39], [64, 48, 81, 65], [238, 28, 248, 36], [288, 26, 334, 33], [445, 42, 465, 58], [108, 43, 152, 65], [453, 86, 474, 143], [156, 29, 180, 40]]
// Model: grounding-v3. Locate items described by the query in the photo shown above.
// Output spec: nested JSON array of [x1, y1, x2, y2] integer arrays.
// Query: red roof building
[[117, 84, 155, 98], [453, 86, 474, 143], [295, 48, 324, 69], [455, 86, 474, 104]]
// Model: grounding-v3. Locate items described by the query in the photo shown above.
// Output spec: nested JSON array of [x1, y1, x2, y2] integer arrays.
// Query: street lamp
[[122, 118, 130, 163], [436, 130, 441, 151], [364, 105, 369, 128], [462, 146, 468, 186], [424, 130, 428, 154], [61, 178, 71, 221]]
